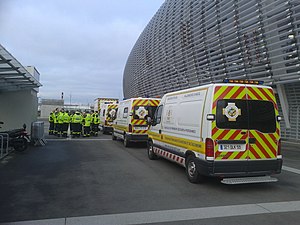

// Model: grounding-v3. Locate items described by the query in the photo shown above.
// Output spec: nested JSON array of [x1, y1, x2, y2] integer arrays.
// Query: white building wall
[[40, 105, 60, 119], [0, 90, 38, 134]]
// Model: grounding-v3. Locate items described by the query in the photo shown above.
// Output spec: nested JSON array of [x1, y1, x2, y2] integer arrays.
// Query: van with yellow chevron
[[147, 79, 282, 184], [112, 97, 160, 147], [99, 102, 118, 134]]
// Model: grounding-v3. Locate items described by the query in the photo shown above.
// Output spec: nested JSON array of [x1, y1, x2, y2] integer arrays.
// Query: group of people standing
[[48, 108, 100, 137]]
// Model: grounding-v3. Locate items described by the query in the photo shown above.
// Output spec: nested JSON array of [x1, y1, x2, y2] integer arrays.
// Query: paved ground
[[0, 129, 299, 225]]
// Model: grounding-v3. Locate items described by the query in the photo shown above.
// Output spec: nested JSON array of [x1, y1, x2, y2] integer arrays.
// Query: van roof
[[163, 83, 272, 97], [120, 97, 161, 103]]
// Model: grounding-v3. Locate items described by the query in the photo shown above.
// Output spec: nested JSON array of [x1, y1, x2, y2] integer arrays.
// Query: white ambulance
[[147, 80, 282, 184], [99, 103, 118, 134], [112, 97, 160, 147]]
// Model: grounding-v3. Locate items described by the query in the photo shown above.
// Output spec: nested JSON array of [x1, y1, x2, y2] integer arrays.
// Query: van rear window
[[133, 106, 157, 120], [216, 99, 276, 133]]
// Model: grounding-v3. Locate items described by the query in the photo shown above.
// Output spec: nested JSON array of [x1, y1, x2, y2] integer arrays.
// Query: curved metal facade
[[124, 0, 300, 141]]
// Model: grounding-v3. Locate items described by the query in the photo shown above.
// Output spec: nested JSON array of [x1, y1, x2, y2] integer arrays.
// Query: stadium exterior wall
[[123, 0, 300, 141]]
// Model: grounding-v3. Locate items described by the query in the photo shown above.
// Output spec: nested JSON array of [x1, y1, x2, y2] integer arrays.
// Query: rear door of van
[[212, 84, 280, 173], [131, 99, 160, 134]]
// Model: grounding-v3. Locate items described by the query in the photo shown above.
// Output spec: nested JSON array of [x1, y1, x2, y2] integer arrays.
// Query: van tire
[[112, 131, 117, 140], [124, 134, 130, 147], [147, 141, 158, 160], [186, 155, 203, 183]]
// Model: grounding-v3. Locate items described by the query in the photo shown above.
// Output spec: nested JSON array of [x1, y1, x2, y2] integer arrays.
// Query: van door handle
[[241, 131, 246, 135], [159, 130, 161, 134]]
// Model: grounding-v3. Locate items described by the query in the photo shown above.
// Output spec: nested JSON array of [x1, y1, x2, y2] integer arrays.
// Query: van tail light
[[129, 124, 133, 132], [277, 139, 282, 156], [205, 138, 214, 159]]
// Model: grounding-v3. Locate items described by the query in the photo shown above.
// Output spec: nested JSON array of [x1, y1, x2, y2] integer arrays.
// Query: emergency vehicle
[[99, 103, 118, 134], [112, 97, 160, 147], [94, 98, 119, 112], [147, 80, 282, 184]]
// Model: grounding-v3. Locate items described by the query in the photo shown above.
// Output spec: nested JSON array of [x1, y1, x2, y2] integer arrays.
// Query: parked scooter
[[0, 122, 30, 152]]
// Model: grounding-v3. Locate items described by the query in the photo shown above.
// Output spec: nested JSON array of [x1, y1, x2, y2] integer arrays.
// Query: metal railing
[[281, 106, 300, 142]]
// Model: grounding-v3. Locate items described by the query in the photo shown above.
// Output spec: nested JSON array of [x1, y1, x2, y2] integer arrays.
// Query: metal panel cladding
[[123, 0, 300, 99]]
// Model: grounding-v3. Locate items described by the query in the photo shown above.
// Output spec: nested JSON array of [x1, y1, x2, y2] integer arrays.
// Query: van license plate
[[219, 144, 245, 152], [134, 126, 148, 130]]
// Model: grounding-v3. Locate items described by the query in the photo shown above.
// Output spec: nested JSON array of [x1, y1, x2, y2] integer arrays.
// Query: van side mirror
[[147, 117, 152, 125], [207, 114, 215, 121]]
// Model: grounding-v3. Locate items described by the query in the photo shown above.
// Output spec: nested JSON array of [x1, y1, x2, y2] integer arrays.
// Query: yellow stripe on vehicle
[[113, 124, 128, 132], [162, 134, 205, 154], [148, 131, 161, 139]]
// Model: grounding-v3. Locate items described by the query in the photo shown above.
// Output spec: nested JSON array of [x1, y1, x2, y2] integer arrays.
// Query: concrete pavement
[[0, 133, 299, 224]]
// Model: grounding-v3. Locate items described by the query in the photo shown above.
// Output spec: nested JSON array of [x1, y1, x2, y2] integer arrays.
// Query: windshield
[[216, 99, 276, 133], [133, 106, 157, 120]]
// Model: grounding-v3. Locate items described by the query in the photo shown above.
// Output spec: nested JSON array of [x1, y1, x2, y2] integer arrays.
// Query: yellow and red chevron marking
[[212, 86, 247, 113], [214, 130, 249, 160], [247, 86, 280, 159], [132, 99, 149, 107], [215, 150, 249, 160], [212, 127, 247, 140], [149, 99, 160, 106], [132, 99, 160, 107], [211, 85, 280, 161], [248, 129, 280, 159], [133, 129, 148, 134], [212, 85, 247, 141], [131, 119, 147, 125], [247, 87, 278, 110], [108, 104, 118, 110]]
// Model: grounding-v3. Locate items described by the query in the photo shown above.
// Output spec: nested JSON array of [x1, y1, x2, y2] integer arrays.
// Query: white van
[[99, 103, 118, 134], [147, 80, 282, 184], [112, 97, 160, 147]]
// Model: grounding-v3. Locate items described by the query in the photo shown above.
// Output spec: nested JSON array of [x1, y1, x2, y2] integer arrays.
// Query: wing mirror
[[147, 117, 152, 125]]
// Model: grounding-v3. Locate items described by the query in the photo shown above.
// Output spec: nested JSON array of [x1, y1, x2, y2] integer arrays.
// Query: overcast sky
[[0, 0, 164, 105]]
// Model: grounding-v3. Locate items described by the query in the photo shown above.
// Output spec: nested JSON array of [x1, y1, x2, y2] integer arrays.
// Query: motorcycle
[[0, 122, 30, 152]]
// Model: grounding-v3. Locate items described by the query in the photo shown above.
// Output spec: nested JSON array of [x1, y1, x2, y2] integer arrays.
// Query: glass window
[[216, 99, 276, 133], [146, 106, 158, 119], [123, 107, 128, 118], [132, 106, 158, 120], [248, 101, 276, 133], [154, 105, 163, 124]]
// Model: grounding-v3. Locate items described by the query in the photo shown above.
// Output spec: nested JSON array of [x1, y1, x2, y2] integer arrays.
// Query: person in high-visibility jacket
[[48, 111, 55, 135], [90, 110, 95, 136], [53, 108, 59, 136], [62, 110, 70, 137], [57, 109, 65, 137], [72, 111, 83, 137], [82, 111, 92, 137], [69, 111, 74, 136], [92, 111, 100, 136], [90, 110, 97, 136]]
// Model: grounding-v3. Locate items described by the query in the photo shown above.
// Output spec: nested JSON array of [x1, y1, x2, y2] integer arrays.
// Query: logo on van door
[[135, 106, 148, 119], [223, 103, 241, 122]]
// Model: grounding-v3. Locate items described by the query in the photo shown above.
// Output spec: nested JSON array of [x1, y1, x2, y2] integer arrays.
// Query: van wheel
[[124, 134, 130, 147], [147, 141, 158, 160], [186, 155, 203, 183], [112, 131, 117, 140]]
